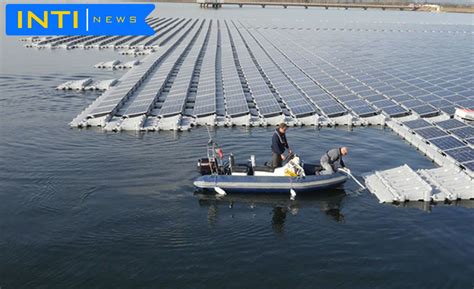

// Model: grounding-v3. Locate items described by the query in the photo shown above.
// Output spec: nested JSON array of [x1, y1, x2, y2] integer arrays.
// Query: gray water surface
[[1, 3, 473, 289]]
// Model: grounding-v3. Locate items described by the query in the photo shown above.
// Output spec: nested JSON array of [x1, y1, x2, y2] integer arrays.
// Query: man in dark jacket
[[320, 147, 349, 175], [271, 123, 291, 168]]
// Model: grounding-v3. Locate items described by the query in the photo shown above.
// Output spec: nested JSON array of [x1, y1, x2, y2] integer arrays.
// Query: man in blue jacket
[[271, 123, 291, 168]]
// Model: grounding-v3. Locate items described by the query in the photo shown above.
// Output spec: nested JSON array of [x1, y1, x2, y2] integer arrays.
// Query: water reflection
[[195, 189, 347, 234], [390, 199, 474, 212]]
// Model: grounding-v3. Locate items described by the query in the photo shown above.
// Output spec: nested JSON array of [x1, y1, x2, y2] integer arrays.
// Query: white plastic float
[[364, 164, 473, 203], [57, 78, 116, 91]]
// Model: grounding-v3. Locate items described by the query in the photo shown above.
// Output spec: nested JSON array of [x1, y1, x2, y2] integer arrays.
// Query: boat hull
[[194, 172, 348, 194]]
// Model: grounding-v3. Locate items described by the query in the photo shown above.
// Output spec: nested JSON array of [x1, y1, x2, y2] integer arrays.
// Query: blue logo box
[[6, 4, 155, 36]]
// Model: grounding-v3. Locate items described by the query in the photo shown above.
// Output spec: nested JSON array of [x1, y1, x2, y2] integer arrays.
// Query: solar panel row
[[159, 20, 209, 117], [267, 28, 472, 119], [227, 21, 281, 117], [267, 29, 384, 117], [237, 25, 316, 118], [249, 29, 345, 117], [220, 21, 249, 117], [256, 29, 347, 117], [193, 21, 218, 117], [118, 19, 200, 118], [143, 18, 187, 47], [401, 118, 474, 166]]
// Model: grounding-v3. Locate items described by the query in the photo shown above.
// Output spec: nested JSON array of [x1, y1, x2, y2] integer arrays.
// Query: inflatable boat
[[194, 171, 348, 194], [193, 136, 348, 196]]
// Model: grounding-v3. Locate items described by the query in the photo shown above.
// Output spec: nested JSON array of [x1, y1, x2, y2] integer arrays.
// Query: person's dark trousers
[[272, 153, 282, 168]]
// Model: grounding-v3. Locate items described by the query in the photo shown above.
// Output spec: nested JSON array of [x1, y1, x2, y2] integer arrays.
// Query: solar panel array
[[219, 21, 249, 117], [159, 20, 209, 117], [268, 23, 473, 118], [226, 21, 282, 117], [28, 17, 187, 49], [119, 20, 200, 117], [193, 21, 218, 117], [85, 19, 198, 119], [402, 119, 474, 171], [254, 29, 348, 117], [69, 17, 472, 132], [237, 24, 316, 118]]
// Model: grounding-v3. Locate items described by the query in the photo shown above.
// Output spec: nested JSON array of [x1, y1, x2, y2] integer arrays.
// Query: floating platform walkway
[[365, 164, 473, 203], [198, 0, 420, 11], [57, 78, 117, 91]]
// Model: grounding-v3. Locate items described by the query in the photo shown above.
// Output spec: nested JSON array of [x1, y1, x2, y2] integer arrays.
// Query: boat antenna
[[206, 125, 214, 144]]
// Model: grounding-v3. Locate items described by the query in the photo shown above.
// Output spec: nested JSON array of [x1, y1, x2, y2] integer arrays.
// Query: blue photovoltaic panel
[[382, 105, 409, 117], [429, 99, 452, 108], [322, 104, 347, 117], [466, 138, 474, 146], [365, 94, 387, 103], [414, 126, 448, 140], [450, 126, 474, 140], [448, 95, 468, 102], [411, 104, 438, 117], [456, 99, 474, 109], [401, 99, 424, 108], [435, 119, 466, 130], [444, 147, 474, 163], [429, 136, 465, 150], [463, 161, 474, 172], [351, 105, 378, 117], [391, 94, 413, 102], [456, 89, 473, 97], [345, 99, 369, 108], [337, 94, 360, 102], [403, 119, 432, 130], [372, 99, 397, 108]]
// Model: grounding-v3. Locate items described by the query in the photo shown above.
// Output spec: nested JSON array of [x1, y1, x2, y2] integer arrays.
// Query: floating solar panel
[[382, 105, 409, 117], [439, 106, 456, 116], [456, 90, 473, 97], [418, 94, 439, 102], [403, 119, 432, 130], [356, 91, 378, 98], [351, 105, 378, 117], [372, 99, 397, 108], [414, 126, 448, 140], [345, 99, 369, 108], [429, 136, 466, 151], [450, 126, 474, 140], [456, 99, 474, 109], [444, 147, 474, 164], [365, 94, 387, 103], [391, 94, 413, 103], [401, 99, 424, 108], [410, 104, 438, 117], [463, 161, 474, 172], [321, 104, 347, 117], [435, 119, 467, 130], [316, 99, 340, 107], [447, 95, 468, 102], [337, 94, 360, 102], [433, 90, 453, 98], [429, 99, 452, 108]]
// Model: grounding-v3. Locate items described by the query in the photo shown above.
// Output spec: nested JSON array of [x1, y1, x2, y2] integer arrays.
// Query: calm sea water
[[1, 3, 473, 289]]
